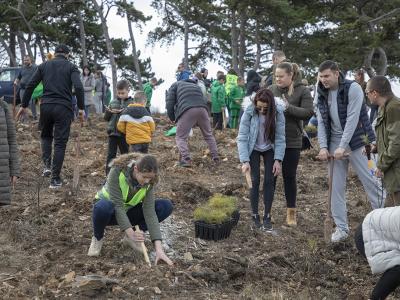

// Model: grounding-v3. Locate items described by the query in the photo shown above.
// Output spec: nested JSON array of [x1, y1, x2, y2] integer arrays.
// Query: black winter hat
[[55, 44, 70, 54]]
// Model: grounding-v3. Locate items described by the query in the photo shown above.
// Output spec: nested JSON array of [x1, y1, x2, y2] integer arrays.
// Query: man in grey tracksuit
[[316, 60, 385, 243]]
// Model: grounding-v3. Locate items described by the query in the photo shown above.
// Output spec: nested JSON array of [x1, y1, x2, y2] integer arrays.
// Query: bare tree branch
[[368, 8, 400, 25]]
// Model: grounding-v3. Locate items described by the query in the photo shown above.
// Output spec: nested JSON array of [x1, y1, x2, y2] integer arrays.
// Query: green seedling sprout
[[193, 194, 238, 224], [304, 124, 317, 134]]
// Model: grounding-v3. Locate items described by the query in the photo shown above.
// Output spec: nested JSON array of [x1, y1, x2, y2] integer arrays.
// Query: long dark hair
[[253, 88, 276, 141], [82, 65, 91, 76]]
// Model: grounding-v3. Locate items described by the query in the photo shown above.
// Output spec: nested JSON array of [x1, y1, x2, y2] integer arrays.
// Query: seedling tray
[[195, 220, 233, 241], [195, 211, 240, 241], [232, 210, 240, 227]]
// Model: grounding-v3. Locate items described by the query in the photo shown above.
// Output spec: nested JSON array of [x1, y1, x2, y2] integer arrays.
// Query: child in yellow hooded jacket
[[117, 91, 155, 153]]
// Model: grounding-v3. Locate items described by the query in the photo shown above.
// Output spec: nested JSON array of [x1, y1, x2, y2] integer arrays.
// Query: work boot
[[88, 236, 103, 257], [122, 234, 143, 254], [251, 214, 262, 229], [331, 228, 349, 243], [286, 208, 297, 226]]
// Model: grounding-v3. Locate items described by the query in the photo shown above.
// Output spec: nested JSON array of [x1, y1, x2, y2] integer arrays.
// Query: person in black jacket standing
[[17, 44, 84, 188]]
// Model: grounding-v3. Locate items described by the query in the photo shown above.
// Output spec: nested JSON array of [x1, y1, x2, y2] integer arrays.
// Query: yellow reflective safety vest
[[95, 171, 151, 210]]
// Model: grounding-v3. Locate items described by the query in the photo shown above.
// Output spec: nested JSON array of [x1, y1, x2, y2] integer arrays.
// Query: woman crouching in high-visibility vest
[[88, 153, 173, 265]]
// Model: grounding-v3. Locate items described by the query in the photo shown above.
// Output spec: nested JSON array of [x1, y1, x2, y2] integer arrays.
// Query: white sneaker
[[331, 228, 349, 243], [122, 234, 143, 254], [88, 237, 103, 256]]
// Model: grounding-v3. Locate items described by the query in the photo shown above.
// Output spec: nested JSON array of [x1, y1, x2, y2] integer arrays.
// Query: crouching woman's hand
[[154, 240, 173, 266]]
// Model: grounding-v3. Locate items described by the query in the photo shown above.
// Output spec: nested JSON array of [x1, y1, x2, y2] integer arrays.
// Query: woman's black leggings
[[249, 149, 275, 217], [274, 148, 300, 208]]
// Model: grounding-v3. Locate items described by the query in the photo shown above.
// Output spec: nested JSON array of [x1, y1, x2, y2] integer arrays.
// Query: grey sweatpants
[[329, 140, 385, 232], [176, 107, 218, 161]]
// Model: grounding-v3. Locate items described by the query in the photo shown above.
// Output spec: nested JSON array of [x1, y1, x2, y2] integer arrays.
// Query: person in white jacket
[[354, 207, 400, 299]]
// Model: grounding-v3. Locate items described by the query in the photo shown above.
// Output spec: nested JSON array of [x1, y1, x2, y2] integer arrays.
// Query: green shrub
[[208, 193, 237, 216], [193, 194, 238, 224], [304, 125, 317, 134]]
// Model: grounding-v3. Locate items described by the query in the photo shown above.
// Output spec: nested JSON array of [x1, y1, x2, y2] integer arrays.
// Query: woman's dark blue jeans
[[92, 198, 173, 240], [249, 149, 275, 218]]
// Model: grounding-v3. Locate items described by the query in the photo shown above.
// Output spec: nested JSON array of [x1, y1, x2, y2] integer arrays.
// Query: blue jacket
[[237, 103, 286, 162], [176, 70, 192, 81]]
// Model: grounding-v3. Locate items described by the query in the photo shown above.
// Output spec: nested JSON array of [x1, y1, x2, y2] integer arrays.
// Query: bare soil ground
[[0, 116, 396, 299]]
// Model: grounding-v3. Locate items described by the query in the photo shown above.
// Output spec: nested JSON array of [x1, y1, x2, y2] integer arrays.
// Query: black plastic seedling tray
[[194, 211, 240, 241]]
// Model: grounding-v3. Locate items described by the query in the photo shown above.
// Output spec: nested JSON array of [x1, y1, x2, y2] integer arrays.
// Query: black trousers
[[371, 266, 400, 300], [130, 143, 149, 154], [39, 104, 73, 180], [106, 135, 129, 175], [274, 148, 301, 208], [249, 149, 275, 217], [212, 112, 223, 130], [355, 224, 400, 300]]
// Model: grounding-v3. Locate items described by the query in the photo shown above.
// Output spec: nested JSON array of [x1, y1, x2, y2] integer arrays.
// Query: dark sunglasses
[[256, 105, 268, 112]]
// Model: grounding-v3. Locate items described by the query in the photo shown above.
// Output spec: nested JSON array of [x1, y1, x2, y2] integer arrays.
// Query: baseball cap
[[55, 44, 70, 54]]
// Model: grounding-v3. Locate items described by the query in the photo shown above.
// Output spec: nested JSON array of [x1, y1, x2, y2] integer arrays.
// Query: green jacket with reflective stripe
[[96, 166, 162, 241]]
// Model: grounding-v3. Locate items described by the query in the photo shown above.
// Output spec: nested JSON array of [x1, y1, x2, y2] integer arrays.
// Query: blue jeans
[[92, 198, 173, 240]]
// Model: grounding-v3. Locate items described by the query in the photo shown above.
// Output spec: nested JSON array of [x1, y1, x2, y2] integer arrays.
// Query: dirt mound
[[0, 116, 393, 299]]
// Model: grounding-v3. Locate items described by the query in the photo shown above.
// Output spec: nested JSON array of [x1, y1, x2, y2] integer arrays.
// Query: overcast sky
[[106, 0, 223, 112]]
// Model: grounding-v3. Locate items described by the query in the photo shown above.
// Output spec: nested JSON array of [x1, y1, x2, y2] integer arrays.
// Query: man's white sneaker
[[122, 234, 143, 254], [331, 228, 349, 243], [88, 237, 103, 256]]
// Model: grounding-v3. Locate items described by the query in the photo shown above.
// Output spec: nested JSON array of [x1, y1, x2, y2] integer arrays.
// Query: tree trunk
[[374, 47, 387, 75], [127, 13, 143, 89], [17, 33, 26, 59], [273, 25, 282, 51], [0, 36, 17, 66], [238, 10, 246, 77], [78, 7, 88, 66], [92, 0, 118, 97], [36, 35, 46, 63], [364, 47, 387, 77], [25, 33, 33, 59], [183, 19, 189, 69], [25, 40, 33, 60], [230, 9, 239, 73], [253, 19, 261, 70], [9, 26, 17, 66], [33, 42, 37, 61]]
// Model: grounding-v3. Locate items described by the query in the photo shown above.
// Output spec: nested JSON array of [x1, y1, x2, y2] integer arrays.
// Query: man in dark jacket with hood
[[17, 44, 84, 189], [316, 60, 384, 243], [246, 70, 261, 96], [166, 79, 219, 167]]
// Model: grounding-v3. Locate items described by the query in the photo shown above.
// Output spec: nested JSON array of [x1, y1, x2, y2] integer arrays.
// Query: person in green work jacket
[[229, 77, 245, 129], [366, 75, 400, 207], [143, 77, 157, 113], [88, 153, 174, 266], [211, 74, 226, 130]]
